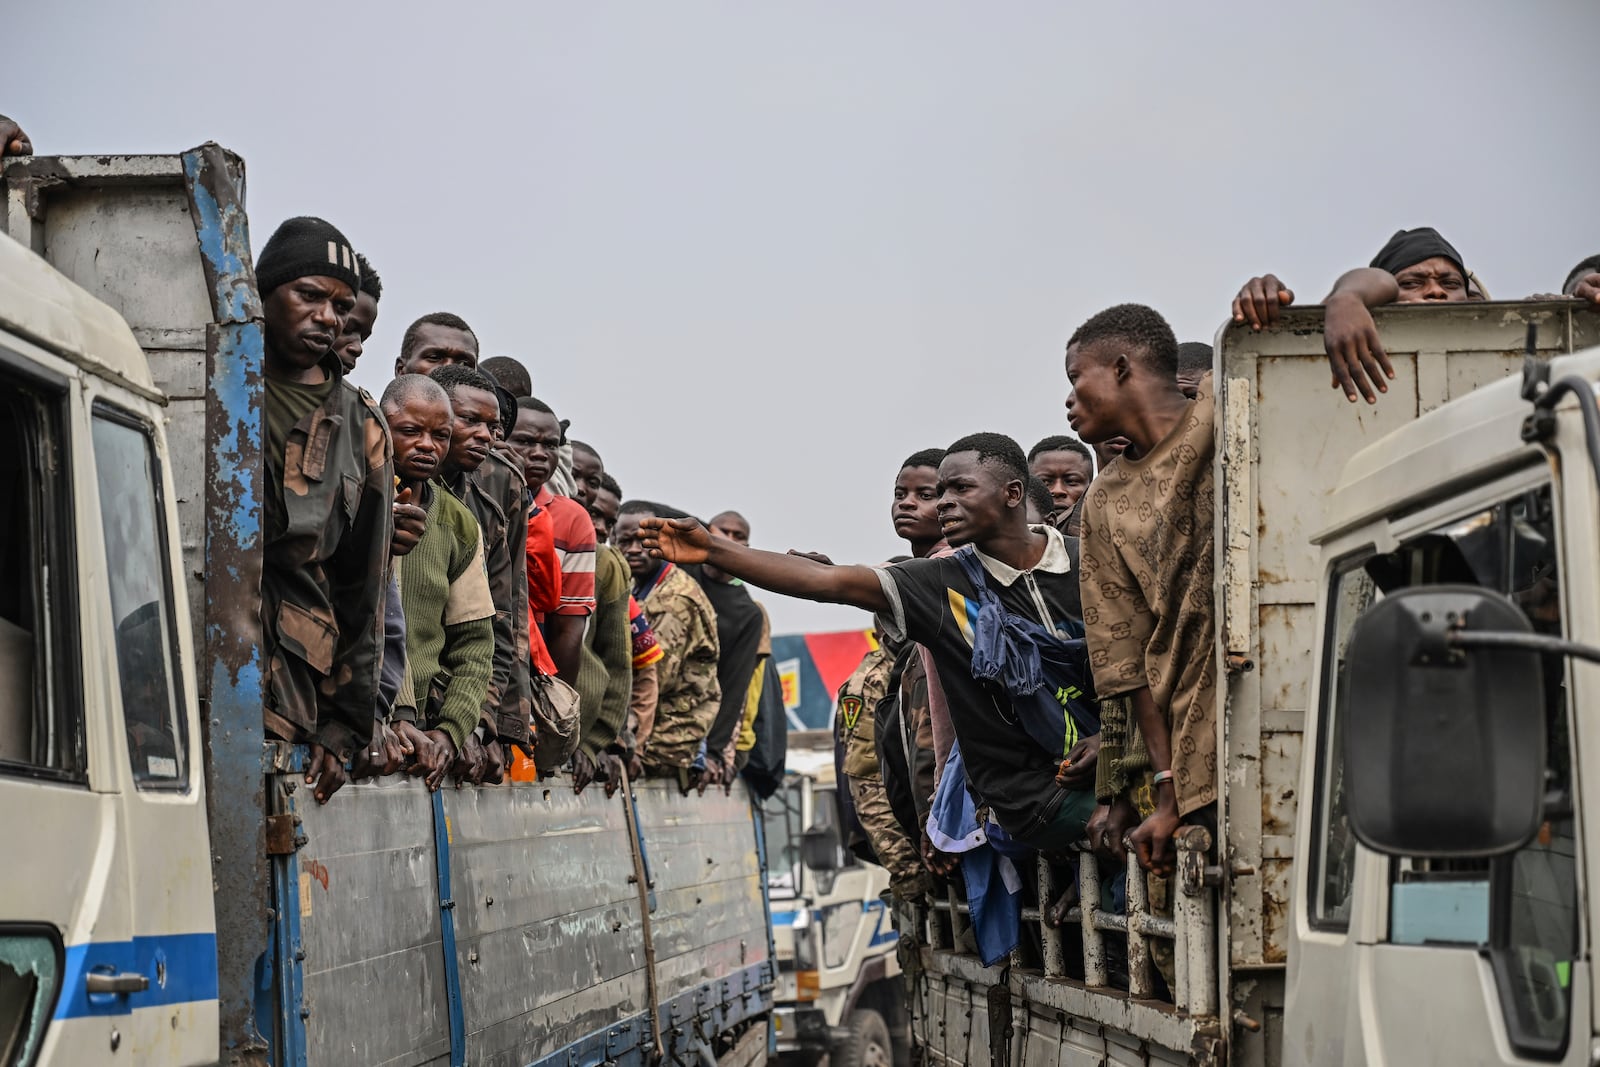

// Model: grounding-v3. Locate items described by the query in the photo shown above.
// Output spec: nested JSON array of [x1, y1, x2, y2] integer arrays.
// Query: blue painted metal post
[[431, 790, 467, 1067], [267, 757, 308, 1067], [181, 144, 271, 1063]]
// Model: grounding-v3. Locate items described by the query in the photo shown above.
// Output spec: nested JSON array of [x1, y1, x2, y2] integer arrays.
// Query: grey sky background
[[12, 1, 1600, 634]]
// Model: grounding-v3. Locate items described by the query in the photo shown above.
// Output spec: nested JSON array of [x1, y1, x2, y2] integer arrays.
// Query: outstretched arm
[[1322, 268, 1400, 405], [642, 518, 890, 614]]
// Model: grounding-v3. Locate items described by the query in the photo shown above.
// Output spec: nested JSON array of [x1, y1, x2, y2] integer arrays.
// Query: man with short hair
[[835, 454, 953, 898], [640, 435, 1100, 849], [431, 363, 532, 776], [697, 510, 767, 783], [381, 375, 497, 790], [333, 253, 382, 373], [1027, 437, 1094, 518], [506, 398, 597, 684], [479, 355, 532, 398], [565, 442, 657, 790], [570, 441, 606, 506], [395, 312, 480, 376], [1175, 341, 1212, 400], [614, 501, 722, 780], [257, 216, 393, 804], [1065, 303, 1216, 876], [591, 475, 623, 542]]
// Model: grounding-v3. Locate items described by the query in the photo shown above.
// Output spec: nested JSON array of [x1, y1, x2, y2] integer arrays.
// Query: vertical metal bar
[[430, 790, 466, 1066], [181, 144, 270, 1063], [946, 885, 968, 942], [1036, 858, 1064, 979], [1178, 826, 1218, 1017], [269, 769, 307, 1067], [620, 771, 663, 1059], [926, 896, 947, 950], [1172, 879, 1190, 1013], [1076, 851, 1107, 987], [1124, 849, 1151, 999]]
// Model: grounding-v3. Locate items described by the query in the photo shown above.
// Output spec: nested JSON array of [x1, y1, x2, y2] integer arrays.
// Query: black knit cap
[[256, 216, 363, 296], [1370, 227, 1467, 281]]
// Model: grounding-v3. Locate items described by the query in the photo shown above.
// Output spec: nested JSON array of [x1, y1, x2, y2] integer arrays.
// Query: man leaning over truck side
[[639, 434, 1101, 850], [1231, 225, 1478, 404], [257, 216, 394, 804], [382, 374, 497, 790], [432, 363, 533, 784], [1065, 303, 1217, 877]]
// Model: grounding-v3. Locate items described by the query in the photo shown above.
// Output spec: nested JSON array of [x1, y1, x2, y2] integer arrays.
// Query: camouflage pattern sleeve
[[640, 589, 723, 771]]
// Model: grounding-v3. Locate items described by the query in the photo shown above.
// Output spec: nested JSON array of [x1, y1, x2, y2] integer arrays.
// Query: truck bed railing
[[911, 829, 1221, 1064]]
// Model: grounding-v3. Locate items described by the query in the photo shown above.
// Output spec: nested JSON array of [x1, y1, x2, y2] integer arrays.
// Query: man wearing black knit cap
[[1232, 225, 1478, 404], [257, 215, 395, 804]]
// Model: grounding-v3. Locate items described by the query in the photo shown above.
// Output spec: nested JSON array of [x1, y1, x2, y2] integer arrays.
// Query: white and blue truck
[[765, 731, 907, 1067], [0, 144, 775, 1067]]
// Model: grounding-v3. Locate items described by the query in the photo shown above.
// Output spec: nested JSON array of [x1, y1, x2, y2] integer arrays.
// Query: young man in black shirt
[[642, 433, 1099, 849]]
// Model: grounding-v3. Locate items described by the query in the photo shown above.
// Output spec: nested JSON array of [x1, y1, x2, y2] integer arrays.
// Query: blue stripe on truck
[[54, 933, 218, 1019]]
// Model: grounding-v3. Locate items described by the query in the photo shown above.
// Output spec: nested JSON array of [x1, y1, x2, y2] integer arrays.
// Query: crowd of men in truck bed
[[6, 112, 1595, 993]]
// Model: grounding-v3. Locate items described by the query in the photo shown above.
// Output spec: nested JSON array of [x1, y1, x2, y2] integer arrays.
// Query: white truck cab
[[0, 229, 219, 1065], [766, 732, 907, 1065], [1285, 343, 1600, 1066]]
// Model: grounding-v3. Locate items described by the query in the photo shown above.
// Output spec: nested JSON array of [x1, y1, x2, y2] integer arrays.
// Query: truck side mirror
[[1342, 585, 1546, 857], [800, 825, 840, 873]]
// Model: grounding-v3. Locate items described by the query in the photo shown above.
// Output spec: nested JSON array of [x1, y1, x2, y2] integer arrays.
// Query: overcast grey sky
[[12, 1, 1600, 633]]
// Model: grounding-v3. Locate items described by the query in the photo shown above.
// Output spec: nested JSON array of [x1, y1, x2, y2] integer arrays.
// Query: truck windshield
[[764, 777, 803, 899]]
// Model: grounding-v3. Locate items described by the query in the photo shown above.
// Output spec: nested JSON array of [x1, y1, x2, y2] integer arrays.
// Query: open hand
[[639, 517, 712, 565], [1324, 291, 1393, 404]]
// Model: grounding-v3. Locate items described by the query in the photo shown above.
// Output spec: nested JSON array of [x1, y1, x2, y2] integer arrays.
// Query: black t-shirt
[[876, 529, 1083, 836]]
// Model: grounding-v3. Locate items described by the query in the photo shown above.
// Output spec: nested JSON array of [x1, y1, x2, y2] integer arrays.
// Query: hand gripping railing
[[924, 826, 1217, 1017]]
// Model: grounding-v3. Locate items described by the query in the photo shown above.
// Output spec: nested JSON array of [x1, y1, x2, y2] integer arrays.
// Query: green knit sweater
[[398, 482, 496, 750], [576, 545, 634, 757]]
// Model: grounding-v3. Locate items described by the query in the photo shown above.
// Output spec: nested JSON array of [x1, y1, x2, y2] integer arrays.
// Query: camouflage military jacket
[[262, 356, 394, 760], [635, 562, 721, 770], [445, 450, 533, 746], [837, 643, 893, 780]]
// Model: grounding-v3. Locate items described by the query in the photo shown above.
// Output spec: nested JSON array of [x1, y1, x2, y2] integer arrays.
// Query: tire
[[831, 1008, 893, 1067]]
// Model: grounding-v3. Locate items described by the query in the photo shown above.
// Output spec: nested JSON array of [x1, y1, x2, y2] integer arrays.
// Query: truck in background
[[0, 145, 774, 1067], [904, 299, 1600, 1065], [766, 731, 907, 1066]]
